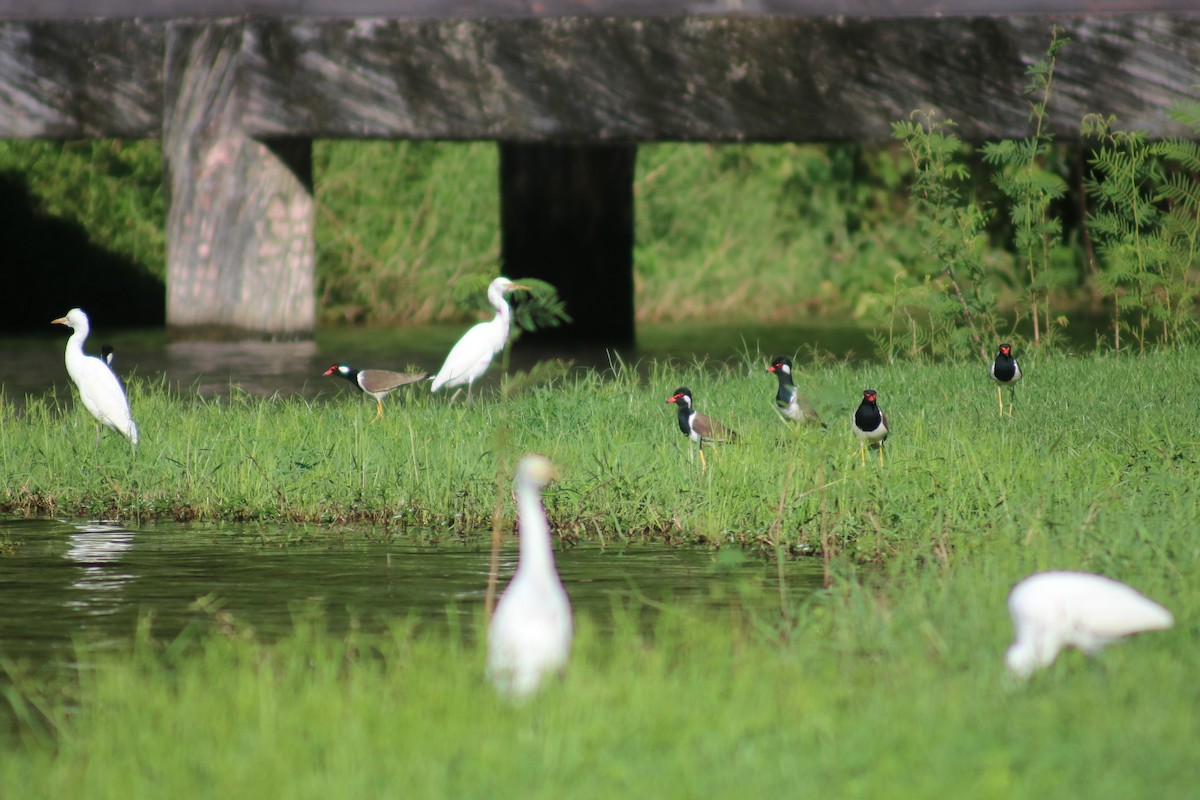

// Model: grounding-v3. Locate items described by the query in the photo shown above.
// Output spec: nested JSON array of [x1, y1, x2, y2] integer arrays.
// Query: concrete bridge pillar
[[163, 21, 315, 338]]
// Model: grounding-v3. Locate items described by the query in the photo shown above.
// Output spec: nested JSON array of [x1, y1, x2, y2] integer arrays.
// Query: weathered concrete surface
[[241, 14, 1200, 143], [164, 22, 315, 336], [3, 15, 1195, 141]]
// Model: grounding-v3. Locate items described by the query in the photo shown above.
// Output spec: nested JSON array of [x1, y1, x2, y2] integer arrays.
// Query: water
[[1, 321, 876, 404], [0, 518, 823, 671]]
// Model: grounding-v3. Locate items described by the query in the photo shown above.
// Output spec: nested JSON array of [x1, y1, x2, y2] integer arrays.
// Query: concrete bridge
[[1, 1, 1197, 343]]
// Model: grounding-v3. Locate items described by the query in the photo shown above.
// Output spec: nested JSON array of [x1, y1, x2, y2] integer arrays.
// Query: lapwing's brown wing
[[359, 370, 429, 394], [692, 411, 738, 444]]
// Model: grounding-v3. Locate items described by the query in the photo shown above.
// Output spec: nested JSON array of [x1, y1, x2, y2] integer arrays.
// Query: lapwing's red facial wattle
[[667, 395, 680, 404], [1000, 346, 1011, 356]]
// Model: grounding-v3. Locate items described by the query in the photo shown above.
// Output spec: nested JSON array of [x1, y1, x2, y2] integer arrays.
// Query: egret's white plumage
[[431, 277, 529, 400], [53, 308, 139, 445], [487, 455, 572, 698], [1006, 570, 1173, 678]]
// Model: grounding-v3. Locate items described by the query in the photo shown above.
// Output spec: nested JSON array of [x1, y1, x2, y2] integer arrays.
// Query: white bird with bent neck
[[1005, 570, 1173, 679], [487, 455, 573, 698], [52, 308, 139, 446], [431, 277, 529, 401]]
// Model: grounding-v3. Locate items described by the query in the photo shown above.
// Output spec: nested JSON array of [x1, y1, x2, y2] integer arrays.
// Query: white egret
[[323, 363, 428, 421], [1006, 570, 1174, 679], [666, 387, 738, 471], [852, 389, 888, 465], [431, 277, 529, 401], [52, 308, 139, 446], [487, 454, 572, 698], [989, 343, 1022, 417]]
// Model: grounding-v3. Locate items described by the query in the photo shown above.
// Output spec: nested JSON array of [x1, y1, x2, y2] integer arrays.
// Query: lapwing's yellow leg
[[859, 443, 866, 466], [878, 445, 885, 467], [371, 398, 384, 423], [997, 385, 1004, 417], [699, 448, 708, 471]]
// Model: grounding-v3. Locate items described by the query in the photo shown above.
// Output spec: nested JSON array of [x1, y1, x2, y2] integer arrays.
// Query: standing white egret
[[487, 454, 572, 698], [52, 308, 139, 446], [1006, 571, 1174, 679], [431, 277, 529, 401]]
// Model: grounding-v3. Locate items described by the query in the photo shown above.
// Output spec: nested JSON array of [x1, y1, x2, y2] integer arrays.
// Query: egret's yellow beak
[[51, 316, 69, 326]]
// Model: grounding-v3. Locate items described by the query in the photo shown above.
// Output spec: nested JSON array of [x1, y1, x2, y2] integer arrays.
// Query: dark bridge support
[[163, 22, 315, 338], [500, 143, 636, 348]]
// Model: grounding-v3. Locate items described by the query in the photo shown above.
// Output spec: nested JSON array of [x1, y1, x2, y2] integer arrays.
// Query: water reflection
[[0, 518, 823, 671], [0, 322, 876, 404], [64, 521, 136, 618], [166, 340, 320, 398]]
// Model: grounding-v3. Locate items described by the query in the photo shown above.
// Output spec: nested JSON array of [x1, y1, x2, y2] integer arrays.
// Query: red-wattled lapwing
[[431, 277, 530, 402], [766, 356, 823, 426], [324, 363, 428, 421], [989, 343, 1022, 417], [666, 387, 738, 470], [852, 389, 888, 466]]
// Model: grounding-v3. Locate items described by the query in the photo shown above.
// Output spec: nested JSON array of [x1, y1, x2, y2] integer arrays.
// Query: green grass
[[1, 348, 1197, 561], [0, 554, 1194, 798], [1, 350, 1198, 796]]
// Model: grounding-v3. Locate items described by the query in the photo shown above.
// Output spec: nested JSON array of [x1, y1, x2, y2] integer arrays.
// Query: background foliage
[[0, 29, 1195, 351]]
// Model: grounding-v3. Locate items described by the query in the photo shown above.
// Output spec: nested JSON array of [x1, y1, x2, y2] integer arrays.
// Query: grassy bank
[[2, 349, 1197, 559], [0, 545, 1194, 797], [2, 350, 1197, 796]]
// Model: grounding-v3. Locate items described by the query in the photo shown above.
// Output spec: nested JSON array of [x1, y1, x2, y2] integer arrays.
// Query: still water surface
[[1, 321, 877, 403], [0, 518, 823, 671]]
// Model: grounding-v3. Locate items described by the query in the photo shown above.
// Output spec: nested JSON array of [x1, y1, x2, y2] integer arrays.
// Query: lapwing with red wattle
[[766, 355, 823, 426], [989, 343, 1022, 417], [852, 389, 888, 466], [666, 387, 738, 470], [324, 363, 428, 421]]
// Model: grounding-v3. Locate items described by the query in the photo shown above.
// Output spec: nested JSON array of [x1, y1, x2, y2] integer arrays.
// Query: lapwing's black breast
[[855, 404, 882, 433], [676, 407, 693, 436], [992, 356, 1018, 383]]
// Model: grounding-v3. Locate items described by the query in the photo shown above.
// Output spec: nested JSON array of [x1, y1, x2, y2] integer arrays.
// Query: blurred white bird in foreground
[[1006, 571, 1173, 678], [53, 308, 139, 446], [431, 277, 529, 401], [487, 455, 572, 698]]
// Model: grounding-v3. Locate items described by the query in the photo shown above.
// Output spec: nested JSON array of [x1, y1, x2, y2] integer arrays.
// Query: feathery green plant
[[888, 111, 996, 361], [980, 26, 1071, 349], [1081, 101, 1199, 351]]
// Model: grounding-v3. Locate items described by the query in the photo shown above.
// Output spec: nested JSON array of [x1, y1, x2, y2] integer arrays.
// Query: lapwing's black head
[[997, 343, 1013, 357], [862, 389, 878, 404], [666, 387, 693, 408], [767, 356, 793, 375], [324, 363, 354, 377]]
